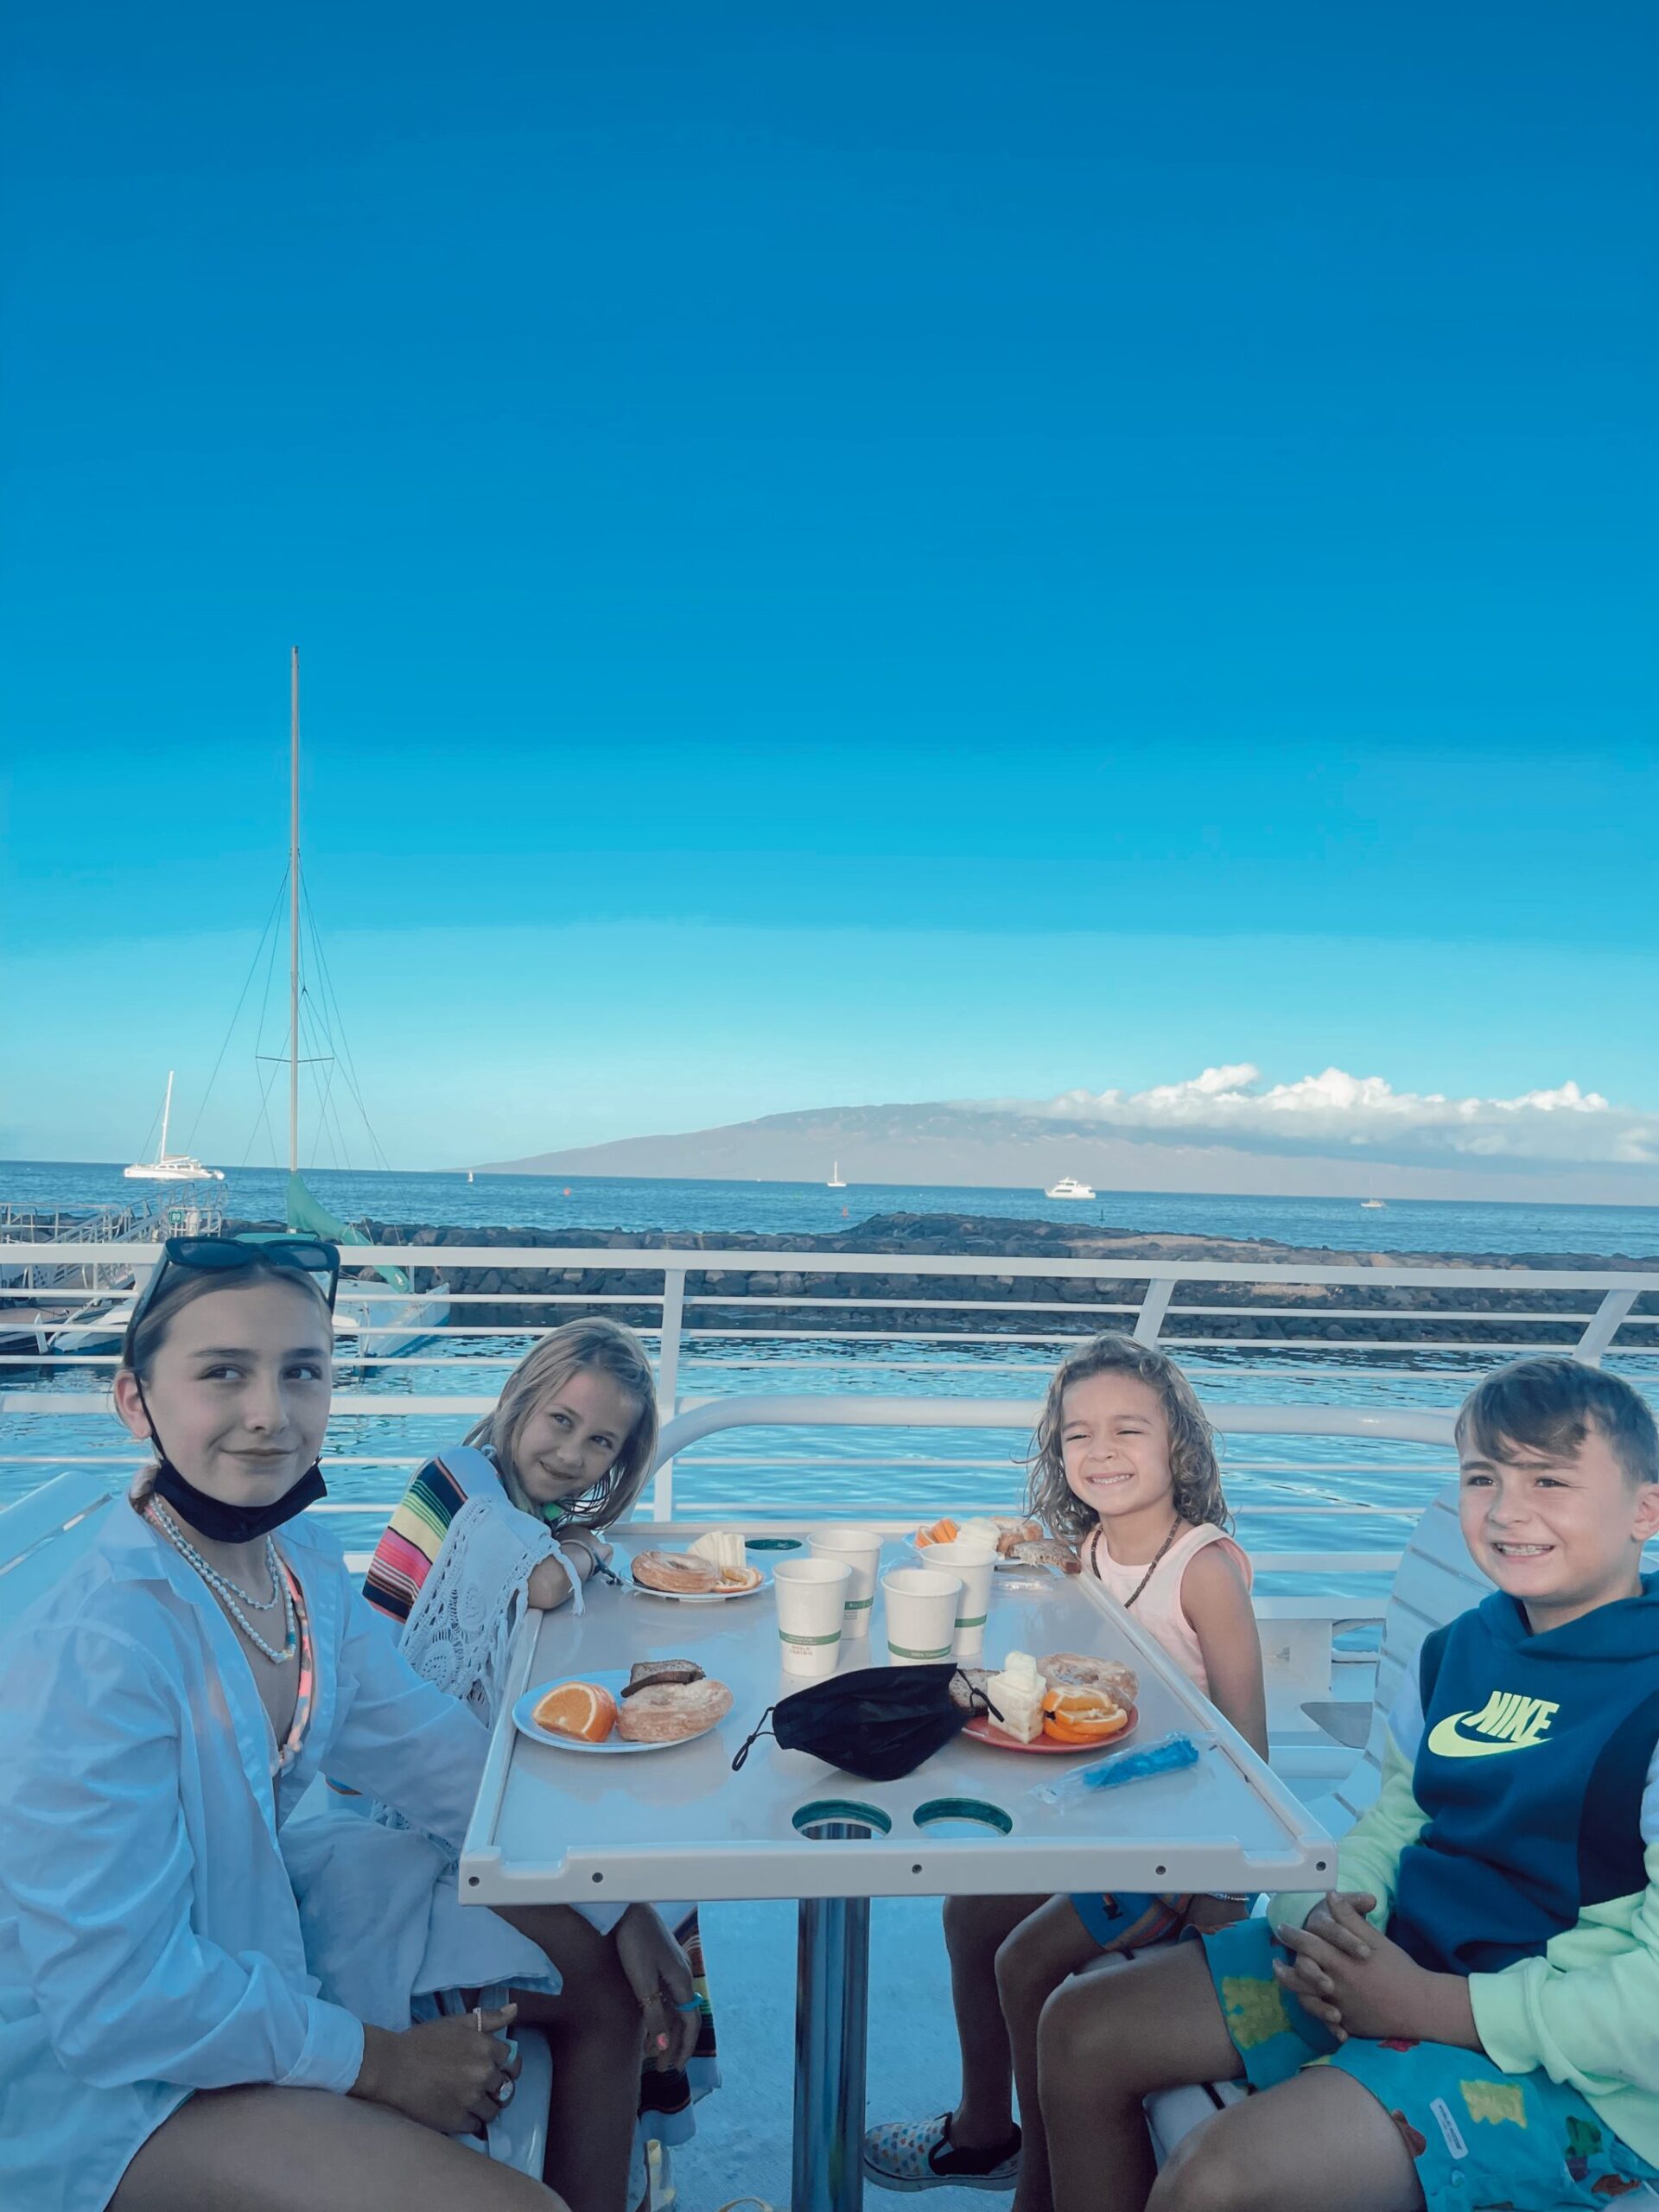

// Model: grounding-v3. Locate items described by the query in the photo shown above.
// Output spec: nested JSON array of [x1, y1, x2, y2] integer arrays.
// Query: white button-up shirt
[[0, 1498, 493, 2212]]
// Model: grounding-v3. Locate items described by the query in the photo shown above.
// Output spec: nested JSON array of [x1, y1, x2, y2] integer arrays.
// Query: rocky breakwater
[[302, 1212, 1658, 1351]]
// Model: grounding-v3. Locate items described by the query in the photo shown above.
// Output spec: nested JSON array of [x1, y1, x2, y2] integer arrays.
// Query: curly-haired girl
[[864, 1335, 1266, 2211]]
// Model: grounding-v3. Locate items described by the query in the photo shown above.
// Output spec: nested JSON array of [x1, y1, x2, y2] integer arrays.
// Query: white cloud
[[992, 1065, 1659, 1167]]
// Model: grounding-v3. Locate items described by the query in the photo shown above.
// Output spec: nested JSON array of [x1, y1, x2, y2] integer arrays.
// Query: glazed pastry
[[984, 1651, 1046, 1743], [614, 1676, 734, 1742], [994, 1518, 1044, 1557], [1009, 1539, 1081, 1573], [532, 1681, 618, 1742], [632, 1550, 721, 1594], [1039, 1651, 1139, 1706], [621, 1659, 705, 1697]]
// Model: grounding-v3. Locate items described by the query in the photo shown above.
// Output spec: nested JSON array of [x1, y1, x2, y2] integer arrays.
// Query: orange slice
[[1040, 1686, 1129, 1744], [533, 1681, 618, 1743], [917, 1516, 961, 1547]]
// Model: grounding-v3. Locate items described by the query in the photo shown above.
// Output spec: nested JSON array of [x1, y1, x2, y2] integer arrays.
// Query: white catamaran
[[123, 1071, 225, 1183]]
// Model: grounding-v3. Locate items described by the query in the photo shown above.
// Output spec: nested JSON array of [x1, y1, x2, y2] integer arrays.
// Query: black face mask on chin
[[137, 1383, 327, 1545]]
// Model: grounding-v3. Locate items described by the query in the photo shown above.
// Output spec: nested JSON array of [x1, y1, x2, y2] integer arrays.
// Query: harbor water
[[4, 1162, 1657, 1587]]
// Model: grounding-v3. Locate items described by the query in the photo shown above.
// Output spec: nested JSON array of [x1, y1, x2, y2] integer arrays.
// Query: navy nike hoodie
[[1391, 1573, 1659, 1975]]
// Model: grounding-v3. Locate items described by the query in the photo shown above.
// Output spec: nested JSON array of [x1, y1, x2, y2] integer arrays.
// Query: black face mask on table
[[730, 1663, 988, 1783]]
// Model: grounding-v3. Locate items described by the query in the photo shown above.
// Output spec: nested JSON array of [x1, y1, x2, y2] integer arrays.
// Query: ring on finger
[[495, 2076, 516, 2107]]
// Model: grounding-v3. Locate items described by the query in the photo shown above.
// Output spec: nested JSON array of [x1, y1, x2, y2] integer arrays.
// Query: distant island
[[474, 1096, 1659, 1210]]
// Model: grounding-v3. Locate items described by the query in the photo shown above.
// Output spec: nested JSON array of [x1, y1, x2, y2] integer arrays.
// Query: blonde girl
[[361, 1318, 719, 2200], [865, 1334, 1266, 2212]]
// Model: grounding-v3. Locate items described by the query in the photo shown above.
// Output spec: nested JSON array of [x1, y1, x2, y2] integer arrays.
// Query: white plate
[[627, 1565, 772, 1605], [512, 1668, 729, 1755]]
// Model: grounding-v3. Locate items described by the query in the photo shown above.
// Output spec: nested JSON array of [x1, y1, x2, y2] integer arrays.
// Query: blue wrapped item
[[1031, 1731, 1200, 1806]]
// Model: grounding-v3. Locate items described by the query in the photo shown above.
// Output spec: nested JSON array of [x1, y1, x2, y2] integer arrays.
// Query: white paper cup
[[809, 1524, 884, 1639], [925, 1538, 997, 1660], [774, 1557, 852, 1677], [881, 1566, 963, 1666]]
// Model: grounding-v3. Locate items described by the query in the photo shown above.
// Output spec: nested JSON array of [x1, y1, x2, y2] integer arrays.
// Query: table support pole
[[792, 1891, 872, 2212]]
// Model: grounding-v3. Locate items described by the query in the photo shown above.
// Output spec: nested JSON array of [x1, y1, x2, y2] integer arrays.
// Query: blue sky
[[3, 3, 1656, 1180]]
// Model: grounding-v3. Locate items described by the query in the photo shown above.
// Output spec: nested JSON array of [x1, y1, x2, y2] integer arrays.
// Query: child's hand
[[1274, 1894, 1446, 2044], [615, 1904, 702, 2071], [1271, 1891, 1376, 2031]]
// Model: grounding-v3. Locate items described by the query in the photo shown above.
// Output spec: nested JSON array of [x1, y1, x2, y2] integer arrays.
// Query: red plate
[[963, 1702, 1139, 1755]]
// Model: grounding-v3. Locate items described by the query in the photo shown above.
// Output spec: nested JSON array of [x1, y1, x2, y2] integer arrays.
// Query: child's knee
[[993, 1920, 1053, 2017], [944, 1892, 1006, 1958], [1036, 1967, 1131, 2092], [1151, 2120, 1259, 2212]]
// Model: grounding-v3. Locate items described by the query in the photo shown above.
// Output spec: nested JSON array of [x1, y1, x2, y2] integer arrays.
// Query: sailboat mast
[[161, 1070, 175, 1160], [289, 648, 301, 1176]]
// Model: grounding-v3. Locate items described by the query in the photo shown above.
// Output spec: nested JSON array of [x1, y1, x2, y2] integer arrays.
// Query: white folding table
[[460, 1531, 1332, 2212]]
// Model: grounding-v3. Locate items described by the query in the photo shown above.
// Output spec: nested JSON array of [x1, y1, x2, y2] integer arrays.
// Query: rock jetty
[[231, 1211, 1659, 1350]]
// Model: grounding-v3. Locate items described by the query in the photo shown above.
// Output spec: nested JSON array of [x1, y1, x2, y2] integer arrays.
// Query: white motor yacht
[[1044, 1174, 1095, 1199]]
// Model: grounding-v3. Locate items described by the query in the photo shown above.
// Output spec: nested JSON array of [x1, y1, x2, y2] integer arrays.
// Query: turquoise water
[[5, 1163, 1656, 1590]]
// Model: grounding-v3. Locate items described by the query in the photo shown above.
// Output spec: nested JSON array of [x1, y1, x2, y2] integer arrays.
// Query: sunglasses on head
[[123, 1234, 341, 1362]]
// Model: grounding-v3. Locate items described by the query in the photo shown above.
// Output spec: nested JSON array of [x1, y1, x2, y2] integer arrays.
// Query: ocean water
[[5, 1160, 1656, 1587], [5, 1156, 1659, 1259]]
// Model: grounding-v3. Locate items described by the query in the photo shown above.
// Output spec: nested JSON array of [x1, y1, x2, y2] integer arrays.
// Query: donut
[[1009, 1539, 1081, 1573], [632, 1550, 721, 1595], [621, 1659, 704, 1696], [614, 1677, 734, 1743], [994, 1518, 1043, 1556], [1038, 1652, 1139, 1706], [532, 1681, 618, 1743]]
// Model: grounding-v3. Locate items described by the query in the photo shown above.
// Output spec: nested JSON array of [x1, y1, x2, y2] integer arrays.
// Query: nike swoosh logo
[[1427, 1712, 1535, 1758]]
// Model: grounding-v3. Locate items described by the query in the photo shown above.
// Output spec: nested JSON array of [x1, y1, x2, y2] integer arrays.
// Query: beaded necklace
[[1087, 1510, 1185, 1611], [147, 1500, 296, 1666]]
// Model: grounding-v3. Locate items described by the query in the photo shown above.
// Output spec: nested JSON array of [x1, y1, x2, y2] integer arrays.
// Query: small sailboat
[[124, 1072, 225, 1183], [1045, 1175, 1095, 1200], [1361, 1198, 1387, 1210], [826, 1162, 847, 1188]]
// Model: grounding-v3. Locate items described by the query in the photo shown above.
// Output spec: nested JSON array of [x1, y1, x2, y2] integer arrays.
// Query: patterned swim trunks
[[1201, 1918, 1659, 2211]]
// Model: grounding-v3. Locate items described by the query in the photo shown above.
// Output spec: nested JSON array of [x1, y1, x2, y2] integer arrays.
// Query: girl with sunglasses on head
[[359, 1319, 721, 2196], [0, 1237, 663, 2212]]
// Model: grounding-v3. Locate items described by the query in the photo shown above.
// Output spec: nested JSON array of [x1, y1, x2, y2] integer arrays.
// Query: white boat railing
[[2, 1242, 1650, 1540]]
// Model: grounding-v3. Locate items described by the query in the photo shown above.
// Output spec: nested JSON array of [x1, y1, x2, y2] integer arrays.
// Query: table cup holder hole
[[747, 1536, 804, 1552], [792, 1798, 892, 1840], [913, 1796, 1013, 1836]]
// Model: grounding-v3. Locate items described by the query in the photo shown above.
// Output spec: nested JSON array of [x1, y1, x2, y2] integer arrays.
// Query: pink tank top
[[1084, 1522, 1252, 1699]]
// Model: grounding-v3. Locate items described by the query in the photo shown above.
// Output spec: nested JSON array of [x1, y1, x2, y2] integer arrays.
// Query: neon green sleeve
[[1268, 1726, 1428, 1932], [1471, 1840, 1659, 2094]]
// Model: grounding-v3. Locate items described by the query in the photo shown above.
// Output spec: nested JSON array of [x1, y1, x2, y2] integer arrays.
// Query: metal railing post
[[1575, 1289, 1637, 1367], [653, 1268, 686, 1519], [1134, 1275, 1174, 1345]]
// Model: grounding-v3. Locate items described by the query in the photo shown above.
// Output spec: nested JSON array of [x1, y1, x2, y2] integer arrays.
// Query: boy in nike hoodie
[[1033, 1357, 1659, 2212]]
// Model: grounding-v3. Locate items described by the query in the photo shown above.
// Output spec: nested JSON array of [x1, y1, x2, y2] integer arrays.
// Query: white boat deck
[[3, 1238, 1657, 2208]]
